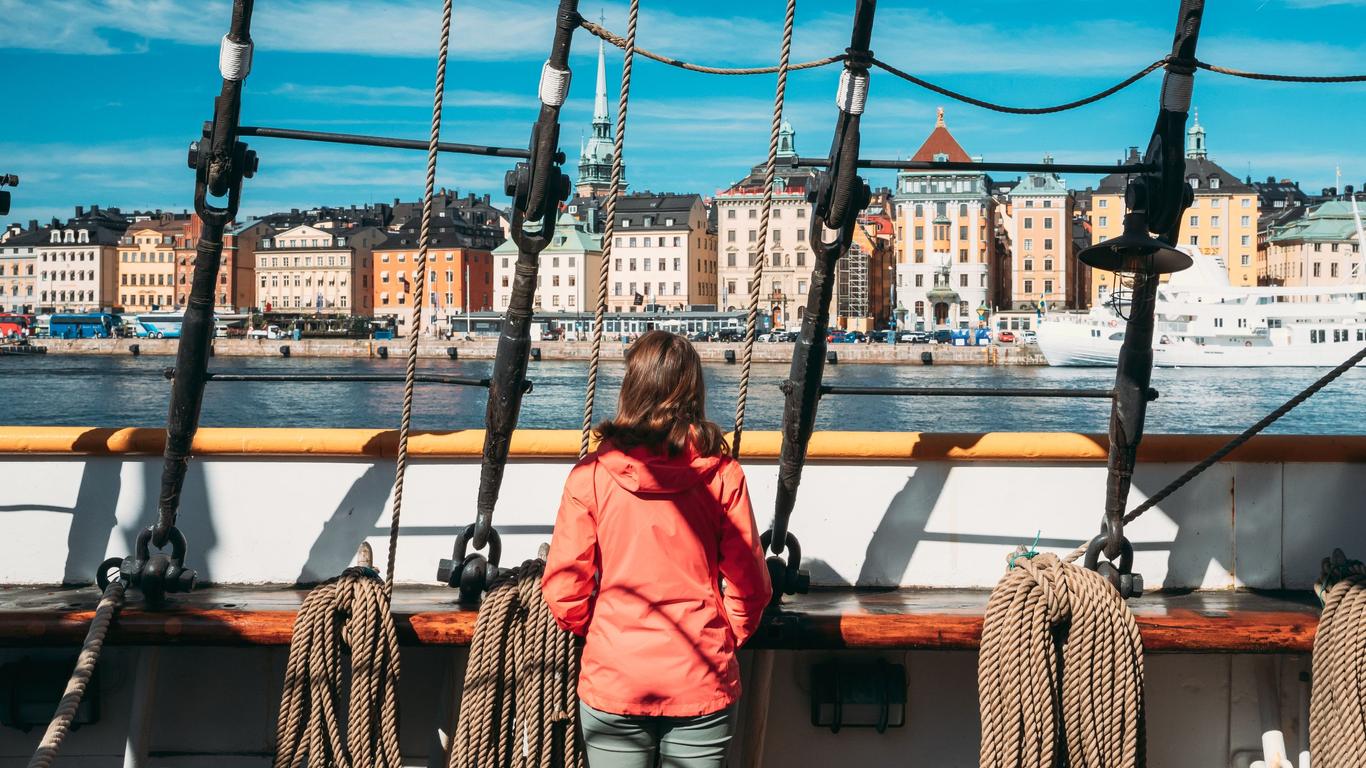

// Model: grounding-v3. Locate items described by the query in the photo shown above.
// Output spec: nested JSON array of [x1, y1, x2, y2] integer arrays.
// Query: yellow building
[[1088, 112, 1258, 306], [117, 219, 183, 313]]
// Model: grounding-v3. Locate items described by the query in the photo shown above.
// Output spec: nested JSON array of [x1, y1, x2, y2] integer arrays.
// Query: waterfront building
[[892, 109, 997, 330], [1264, 197, 1366, 288], [0, 223, 43, 313], [118, 218, 184, 313], [714, 122, 821, 328], [170, 214, 253, 313], [492, 214, 601, 328], [34, 206, 128, 313], [1002, 158, 1082, 311], [1088, 111, 1257, 305], [575, 40, 624, 199], [840, 202, 897, 332], [372, 212, 500, 336], [604, 193, 718, 312], [254, 224, 385, 315]]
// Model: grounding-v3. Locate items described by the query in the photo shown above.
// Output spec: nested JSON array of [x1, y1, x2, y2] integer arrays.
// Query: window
[[727, 253, 736, 267], [1313, 262, 1322, 277], [1044, 259, 1054, 271], [797, 230, 806, 242], [1098, 198, 1108, 208], [1211, 216, 1221, 227], [915, 249, 924, 263], [1189, 235, 1198, 245], [1098, 216, 1108, 228], [1241, 235, 1251, 247], [959, 226, 968, 239], [959, 274, 968, 287], [1024, 279, 1034, 293], [1241, 254, 1250, 266], [1024, 259, 1033, 271], [1044, 279, 1053, 294], [748, 231, 757, 242], [727, 209, 736, 219], [796, 251, 806, 267], [1209, 176, 1221, 190], [1023, 218, 1033, 230], [797, 280, 807, 294], [914, 226, 924, 239], [1332, 263, 1340, 278], [1242, 198, 1251, 208], [1190, 215, 1199, 227], [1210, 236, 1220, 246], [914, 274, 923, 287], [748, 209, 757, 219]]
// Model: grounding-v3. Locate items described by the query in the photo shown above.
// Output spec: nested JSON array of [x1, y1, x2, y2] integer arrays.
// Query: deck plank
[[0, 585, 1320, 652]]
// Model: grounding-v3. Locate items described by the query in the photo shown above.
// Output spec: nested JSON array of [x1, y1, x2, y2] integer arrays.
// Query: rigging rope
[[1196, 61, 1366, 83], [26, 579, 125, 768], [273, 567, 403, 768], [1310, 550, 1366, 767], [978, 552, 1146, 768], [450, 560, 585, 768], [580, 0, 639, 459], [732, 0, 795, 458]]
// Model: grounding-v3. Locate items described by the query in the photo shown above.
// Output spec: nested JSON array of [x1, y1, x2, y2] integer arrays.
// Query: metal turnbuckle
[[761, 530, 810, 605], [437, 524, 503, 604], [1083, 530, 1143, 599], [102, 525, 199, 604]]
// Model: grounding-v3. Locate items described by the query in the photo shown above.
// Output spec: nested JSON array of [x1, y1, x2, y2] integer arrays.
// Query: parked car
[[997, 330, 1017, 343], [715, 328, 743, 342], [687, 330, 713, 342], [843, 331, 867, 344], [931, 329, 953, 344], [899, 331, 930, 344], [1021, 330, 1038, 344], [248, 325, 284, 340]]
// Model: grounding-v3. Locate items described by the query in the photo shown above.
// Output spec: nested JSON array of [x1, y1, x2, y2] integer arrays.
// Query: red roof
[[911, 108, 971, 163]]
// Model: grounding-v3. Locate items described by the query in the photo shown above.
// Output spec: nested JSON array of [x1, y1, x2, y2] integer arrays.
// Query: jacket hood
[[597, 442, 723, 494]]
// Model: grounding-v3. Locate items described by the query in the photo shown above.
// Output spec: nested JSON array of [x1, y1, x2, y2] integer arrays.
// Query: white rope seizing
[[539, 63, 572, 107], [835, 69, 868, 115], [218, 35, 253, 81]]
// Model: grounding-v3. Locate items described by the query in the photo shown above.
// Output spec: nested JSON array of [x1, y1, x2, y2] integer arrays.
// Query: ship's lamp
[[1078, 210, 1191, 275]]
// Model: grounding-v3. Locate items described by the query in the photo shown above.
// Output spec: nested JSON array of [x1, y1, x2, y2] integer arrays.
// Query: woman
[[543, 330, 772, 768]]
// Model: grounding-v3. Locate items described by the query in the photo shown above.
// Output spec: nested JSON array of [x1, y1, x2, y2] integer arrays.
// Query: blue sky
[[2, 0, 1365, 228]]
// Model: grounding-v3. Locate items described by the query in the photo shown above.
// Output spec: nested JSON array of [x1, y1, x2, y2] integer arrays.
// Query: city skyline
[[3, 0, 1366, 226]]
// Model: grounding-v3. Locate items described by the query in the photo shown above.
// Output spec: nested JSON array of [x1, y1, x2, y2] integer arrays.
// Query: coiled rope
[[732, 0, 794, 459], [450, 560, 585, 768], [26, 579, 125, 768], [1310, 549, 1366, 767], [580, 0, 638, 459], [273, 567, 403, 768], [978, 553, 1145, 768], [272, 0, 455, 763]]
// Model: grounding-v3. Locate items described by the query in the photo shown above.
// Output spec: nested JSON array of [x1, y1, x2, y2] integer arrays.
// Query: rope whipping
[[579, 17, 840, 76], [449, 560, 584, 768], [1311, 550, 1366, 767], [385, 0, 453, 592], [273, 567, 403, 768], [272, 3, 456, 765], [978, 553, 1145, 768], [580, 0, 638, 459], [732, 0, 795, 459], [26, 580, 126, 768]]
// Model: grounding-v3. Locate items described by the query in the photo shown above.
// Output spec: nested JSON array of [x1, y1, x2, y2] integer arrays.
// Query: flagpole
[[464, 261, 471, 335]]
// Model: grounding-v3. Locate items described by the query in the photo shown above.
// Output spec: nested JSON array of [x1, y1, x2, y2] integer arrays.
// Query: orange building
[[372, 226, 497, 336]]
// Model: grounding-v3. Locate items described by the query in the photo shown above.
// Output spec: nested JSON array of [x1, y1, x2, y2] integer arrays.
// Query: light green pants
[[579, 702, 735, 768]]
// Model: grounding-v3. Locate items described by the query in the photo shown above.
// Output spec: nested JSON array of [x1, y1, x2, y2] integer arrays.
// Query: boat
[[5, 1, 1366, 768], [1036, 246, 1366, 366]]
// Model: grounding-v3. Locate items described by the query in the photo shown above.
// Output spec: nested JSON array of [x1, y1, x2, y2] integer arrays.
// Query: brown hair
[[596, 330, 728, 458]]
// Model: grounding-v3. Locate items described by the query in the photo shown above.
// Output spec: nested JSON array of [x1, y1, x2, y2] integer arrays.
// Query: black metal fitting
[[437, 524, 503, 604], [761, 530, 810, 604], [0, 173, 15, 217], [104, 526, 199, 605], [1084, 532, 1143, 599]]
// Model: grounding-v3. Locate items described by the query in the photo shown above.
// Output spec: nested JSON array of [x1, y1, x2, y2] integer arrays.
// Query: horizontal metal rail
[[236, 126, 532, 159], [162, 368, 528, 390], [817, 385, 1160, 400], [786, 156, 1153, 176]]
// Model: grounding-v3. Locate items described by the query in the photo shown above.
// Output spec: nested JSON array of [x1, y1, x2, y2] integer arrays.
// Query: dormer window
[[338, 237, 347, 246], [78, 230, 89, 243], [1187, 175, 1200, 189], [620, 219, 630, 227], [933, 153, 948, 162], [50, 231, 60, 243], [64, 230, 74, 243], [1209, 176, 1221, 190]]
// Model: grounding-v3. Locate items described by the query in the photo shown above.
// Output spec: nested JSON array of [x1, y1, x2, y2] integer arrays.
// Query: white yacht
[[1036, 246, 1366, 366]]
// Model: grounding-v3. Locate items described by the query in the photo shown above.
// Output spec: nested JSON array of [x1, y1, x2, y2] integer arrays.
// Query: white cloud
[[269, 83, 532, 109]]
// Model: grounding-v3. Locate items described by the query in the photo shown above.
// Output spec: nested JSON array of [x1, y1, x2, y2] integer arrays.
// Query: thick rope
[[26, 581, 125, 768], [732, 0, 794, 459], [978, 553, 1146, 768], [273, 568, 402, 768], [580, 0, 638, 459], [386, 0, 453, 591], [1311, 550, 1366, 767], [579, 18, 840, 76], [450, 560, 584, 768], [1197, 61, 1366, 83]]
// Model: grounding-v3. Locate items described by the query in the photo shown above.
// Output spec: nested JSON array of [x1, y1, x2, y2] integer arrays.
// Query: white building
[[605, 193, 717, 312], [34, 208, 128, 313], [492, 214, 602, 315]]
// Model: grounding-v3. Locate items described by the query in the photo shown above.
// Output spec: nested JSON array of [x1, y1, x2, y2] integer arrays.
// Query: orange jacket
[[542, 441, 772, 717]]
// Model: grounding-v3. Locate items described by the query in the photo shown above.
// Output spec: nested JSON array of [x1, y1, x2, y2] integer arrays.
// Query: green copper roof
[[493, 213, 601, 255], [1268, 200, 1366, 244]]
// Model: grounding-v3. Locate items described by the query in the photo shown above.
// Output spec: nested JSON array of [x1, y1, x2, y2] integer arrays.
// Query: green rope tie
[[1006, 531, 1042, 570]]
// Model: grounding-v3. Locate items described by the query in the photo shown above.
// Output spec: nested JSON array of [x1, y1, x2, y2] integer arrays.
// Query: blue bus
[[49, 313, 117, 339]]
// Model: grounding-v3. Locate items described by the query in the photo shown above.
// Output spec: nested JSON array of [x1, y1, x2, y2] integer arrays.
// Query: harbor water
[[4, 354, 1364, 434]]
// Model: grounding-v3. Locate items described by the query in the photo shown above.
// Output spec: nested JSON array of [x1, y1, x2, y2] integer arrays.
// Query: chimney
[[91, 204, 99, 214], [75, 205, 84, 217], [29, 219, 38, 231]]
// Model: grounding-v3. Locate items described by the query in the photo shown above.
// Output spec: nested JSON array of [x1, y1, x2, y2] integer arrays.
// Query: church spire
[[576, 37, 623, 198], [1186, 107, 1207, 160]]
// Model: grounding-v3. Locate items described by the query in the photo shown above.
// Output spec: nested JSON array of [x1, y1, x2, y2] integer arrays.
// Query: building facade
[[839, 206, 897, 332], [172, 215, 248, 312], [492, 214, 601, 320], [1088, 112, 1258, 305], [0, 225, 43, 313], [372, 215, 500, 336], [1264, 199, 1365, 287], [255, 224, 384, 315], [34, 208, 127, 313], [1003, 159, 1081, 311], [715, 123, 822, 328], [118, 220, 182, 313], [604, 193, 717, 312], [892, 110, 997, 330]]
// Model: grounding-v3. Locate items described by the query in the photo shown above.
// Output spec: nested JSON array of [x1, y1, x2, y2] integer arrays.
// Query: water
[[3, 353, 1364, 434]]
